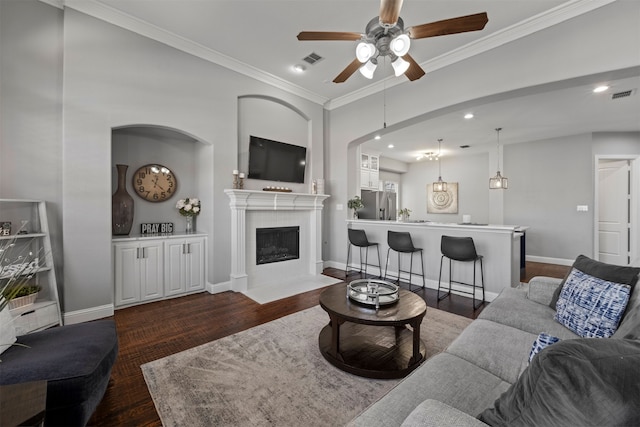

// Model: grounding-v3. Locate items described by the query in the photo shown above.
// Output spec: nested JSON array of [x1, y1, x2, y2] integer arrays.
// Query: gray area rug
[[142, 305, 472, 426]]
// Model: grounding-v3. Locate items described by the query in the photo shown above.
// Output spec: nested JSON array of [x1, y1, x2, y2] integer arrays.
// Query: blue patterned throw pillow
[[528, 333, 560, 363], [555, 268, 631, 338]]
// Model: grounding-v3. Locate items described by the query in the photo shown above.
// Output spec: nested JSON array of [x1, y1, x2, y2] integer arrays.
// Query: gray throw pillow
[[549, 255, 640, 310], [477, 338, 640, 427]]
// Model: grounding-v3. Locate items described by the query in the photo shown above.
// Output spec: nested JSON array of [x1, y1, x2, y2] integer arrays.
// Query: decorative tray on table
[[347, 279, 399, 309]]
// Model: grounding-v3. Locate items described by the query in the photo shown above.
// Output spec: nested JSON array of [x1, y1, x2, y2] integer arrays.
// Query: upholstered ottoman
[[0, 320, 118, 426]]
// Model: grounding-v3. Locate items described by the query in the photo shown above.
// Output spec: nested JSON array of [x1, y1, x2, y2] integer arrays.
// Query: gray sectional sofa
[[349, 256, 640, 426]]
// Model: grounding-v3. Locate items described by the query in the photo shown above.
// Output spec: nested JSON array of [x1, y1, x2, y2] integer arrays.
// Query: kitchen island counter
[[346, 220, 526, 301]]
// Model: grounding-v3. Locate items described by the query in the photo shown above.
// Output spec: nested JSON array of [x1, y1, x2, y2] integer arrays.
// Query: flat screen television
[[248, 135, 307, 183]]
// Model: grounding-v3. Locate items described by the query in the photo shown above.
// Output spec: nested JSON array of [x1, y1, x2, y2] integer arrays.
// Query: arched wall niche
[[111, 124, 214, 234], [237, 95, 312, 192]]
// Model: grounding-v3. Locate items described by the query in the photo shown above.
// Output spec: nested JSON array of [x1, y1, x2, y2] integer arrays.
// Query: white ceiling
[[59, 0, 640, 162]]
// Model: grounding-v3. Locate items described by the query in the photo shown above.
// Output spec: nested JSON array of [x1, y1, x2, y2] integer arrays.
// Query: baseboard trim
[[63, 304, 114, 325], [207, 280, 231, 294], [526, 255, 574, 266]]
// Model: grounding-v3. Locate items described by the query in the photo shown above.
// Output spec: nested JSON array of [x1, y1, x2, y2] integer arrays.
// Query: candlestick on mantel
[[233, 170, 239, 189]]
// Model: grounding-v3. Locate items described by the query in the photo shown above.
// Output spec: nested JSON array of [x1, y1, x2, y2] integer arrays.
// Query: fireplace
[[225, 189, 330, 293], [256, 226, 300, 265]]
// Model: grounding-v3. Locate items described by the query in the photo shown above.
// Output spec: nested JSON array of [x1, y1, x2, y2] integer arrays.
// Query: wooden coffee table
[[318, 283, 427, 379]]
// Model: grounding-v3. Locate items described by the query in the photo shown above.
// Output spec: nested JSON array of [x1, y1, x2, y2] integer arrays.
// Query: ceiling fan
[[297, 0, 488, 83]]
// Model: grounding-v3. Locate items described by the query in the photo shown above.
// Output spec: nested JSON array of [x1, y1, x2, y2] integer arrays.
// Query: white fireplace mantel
[[225, 190, 330, 293]]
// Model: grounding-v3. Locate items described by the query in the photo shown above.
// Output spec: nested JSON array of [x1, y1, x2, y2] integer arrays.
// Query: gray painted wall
[[1, 0, 639, 318], [400, 153, 489, 224], [0, 0, 64, 293], [504, 132, 640, 262], [325, 1, 640, 271]]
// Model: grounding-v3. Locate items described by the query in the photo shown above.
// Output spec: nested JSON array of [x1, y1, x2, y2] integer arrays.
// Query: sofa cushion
[[401, 399, 488, 427], [446, 320, 536, 384], [549, 255, 639, 309], [477, 338, 640, 427], [478, 287, 579, 340], [613, 281, 640, 340], [347, 353, 510, 427], [526, 277, 562, 305], [0, 320, 118, 427], [555, 268, 631, 338], [527, 333, 560, 363]]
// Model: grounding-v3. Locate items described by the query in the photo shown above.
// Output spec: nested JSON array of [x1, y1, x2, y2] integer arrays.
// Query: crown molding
[[61, 0, 329, 106], [326, 0, 617, 110], [39, 0, 64, 9], [48, 0, 615, 109]]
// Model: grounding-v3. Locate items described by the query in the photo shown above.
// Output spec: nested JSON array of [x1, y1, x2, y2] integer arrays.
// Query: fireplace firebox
[[256, 226, 300, 265]]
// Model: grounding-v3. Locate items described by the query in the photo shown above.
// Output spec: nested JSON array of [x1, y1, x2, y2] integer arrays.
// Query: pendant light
[[433, 139, 447, 192], [489, 128, 508, 189]]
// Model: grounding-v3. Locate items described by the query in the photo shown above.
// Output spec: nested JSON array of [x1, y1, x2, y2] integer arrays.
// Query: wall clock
[[132, 164, 177, 202]]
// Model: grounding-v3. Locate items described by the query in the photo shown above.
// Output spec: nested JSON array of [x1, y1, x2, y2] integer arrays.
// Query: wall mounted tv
[[248, 136, 307, 184]]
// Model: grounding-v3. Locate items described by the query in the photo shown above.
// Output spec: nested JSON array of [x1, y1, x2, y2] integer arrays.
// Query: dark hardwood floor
[[89, 262, 570, 426]]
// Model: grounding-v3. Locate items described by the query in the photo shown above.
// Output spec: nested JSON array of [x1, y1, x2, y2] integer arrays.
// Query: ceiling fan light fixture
[[356, 42, 376, 63], [359, 59, 378, 79], [391, 56, 410, 76], [390, 34, 411, 56]]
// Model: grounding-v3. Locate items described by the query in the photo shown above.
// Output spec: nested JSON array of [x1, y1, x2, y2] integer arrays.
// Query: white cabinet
[[0, 199, 62, 334], [113, 240, 164, 306], [164, 237, 205, 296], [113, 234, 207, 308], [360, 153, 380, 190]]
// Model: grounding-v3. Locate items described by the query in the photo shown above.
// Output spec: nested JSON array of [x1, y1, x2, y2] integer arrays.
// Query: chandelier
[[416, 151, 439, 161]]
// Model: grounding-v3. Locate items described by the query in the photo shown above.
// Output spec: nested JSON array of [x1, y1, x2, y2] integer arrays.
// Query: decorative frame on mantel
[[427, 182, 458, 214], [224, 190, 330, 293]]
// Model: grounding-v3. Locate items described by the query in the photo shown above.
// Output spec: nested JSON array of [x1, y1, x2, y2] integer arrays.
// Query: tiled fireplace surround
[[225, 190, 330, 294]]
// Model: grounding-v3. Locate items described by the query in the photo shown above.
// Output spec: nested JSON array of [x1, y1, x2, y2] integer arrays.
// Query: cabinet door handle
[[182, 243, 186, 254], [142, 247, 146, 258], [137, 248, 141, 259], [188, 243, 191, 254]]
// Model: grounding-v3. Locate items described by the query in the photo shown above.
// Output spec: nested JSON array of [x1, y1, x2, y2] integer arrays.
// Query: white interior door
[[598, 160, 630, 265]]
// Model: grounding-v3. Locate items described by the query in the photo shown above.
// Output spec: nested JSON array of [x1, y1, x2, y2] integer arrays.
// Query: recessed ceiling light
[[593, 85, 609, 93], [464, 113, 474, 119], [374, 135, 381, 140], [293, 64, 306, 73], [388, 144, 394, 148]]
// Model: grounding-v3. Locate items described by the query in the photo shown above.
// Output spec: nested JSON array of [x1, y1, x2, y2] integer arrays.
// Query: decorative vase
[[112, 164, 134, 235], [185, 216, 195, 233]]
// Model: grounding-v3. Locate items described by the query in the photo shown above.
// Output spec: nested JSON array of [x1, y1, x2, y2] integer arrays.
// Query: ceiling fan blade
[[379, 0, 404, 26], [403, 54, 426, 81], [297, 31, 362, 41], [409, 12, 488, 39], [333, 58, 362, 83]]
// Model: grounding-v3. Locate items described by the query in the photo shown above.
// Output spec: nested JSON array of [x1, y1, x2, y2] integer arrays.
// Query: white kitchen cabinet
[[113, 233, 207, 308], [360, 153, 380, 190], [164, 236, 205, 296], [113, 240, 164, 306], [0, 199, 62, 334]]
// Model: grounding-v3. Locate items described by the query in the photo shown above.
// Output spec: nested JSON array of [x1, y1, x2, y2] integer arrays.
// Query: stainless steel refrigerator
[[359, 186, 397, 220]]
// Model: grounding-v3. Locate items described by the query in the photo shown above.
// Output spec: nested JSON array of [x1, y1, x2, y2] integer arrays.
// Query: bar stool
[[438, 235, 485, 310], [345, 229, 382, 278], [384, 230, 425, 291]]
